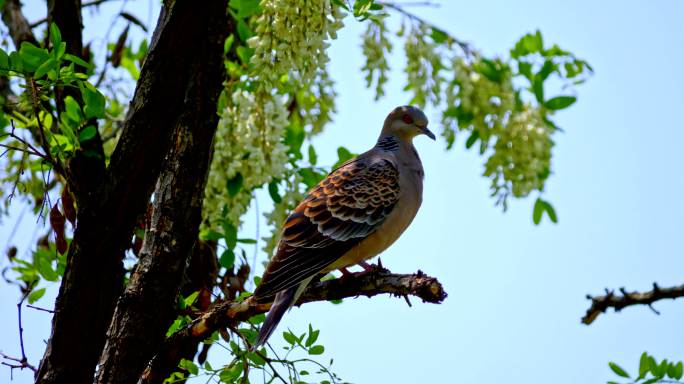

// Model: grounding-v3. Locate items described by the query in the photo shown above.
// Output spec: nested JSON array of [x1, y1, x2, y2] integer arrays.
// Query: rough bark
[[94, 3, 231, 382], [35, 2, 231, 383], [140, 268, 447, 384], [1, 0, 37, 48]]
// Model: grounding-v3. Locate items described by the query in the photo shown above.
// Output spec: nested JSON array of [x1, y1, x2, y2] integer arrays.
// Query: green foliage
[[608, 353, 684, 384]]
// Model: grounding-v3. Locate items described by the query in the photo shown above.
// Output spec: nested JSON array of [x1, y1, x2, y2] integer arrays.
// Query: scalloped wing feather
[[253, 157, 400, 299]]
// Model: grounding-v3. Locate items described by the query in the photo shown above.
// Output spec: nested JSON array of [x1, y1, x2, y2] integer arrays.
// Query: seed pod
[[61, 187, 77, 225]]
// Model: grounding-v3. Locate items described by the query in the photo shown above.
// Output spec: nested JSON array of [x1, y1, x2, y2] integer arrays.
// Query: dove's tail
[[253, 277, 313, 348]]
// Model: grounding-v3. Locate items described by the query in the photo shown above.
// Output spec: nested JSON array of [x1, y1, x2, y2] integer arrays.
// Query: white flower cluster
[[443, 57, 515, 150], [444, 57, 551, 206], [203, 89, 289, 227], [484, 105, 552, 202], [293, 69, 337, 135], [404, 24, 443, 107], [261, 174, 306, 256], [361, 18, 392, 100], [248, 0, 345, 87]]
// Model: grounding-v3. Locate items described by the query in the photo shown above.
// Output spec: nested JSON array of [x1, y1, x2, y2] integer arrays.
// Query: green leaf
[[308, 145, 317, 165], [673, 361, 683, 380], [34, 57, 57, 79], [353, 0, 374, 17], [511, 30, 544, 58], [268, 181, 282, 203], [282, 330, 297, 345], [305, 324, 319, 347], [183, 291, 200, 308], [82, 82, 106, 119], [219, 249, 235, 269], [229, 0, 261, 18], [648, 356, 662, 377], [64, 96, 83, 123], [465, 130, 479, 149], [332, 146, 354, 168], [246, 351, 266, 366], [36, 254, 58, 282], [430, 27, 449, 44], [543, 201, 558, 223], [222, 221, 238, 249], [639, 352, 650, 379], [78, 126, 97, 142], [199, 229, 223, 241], [49, 23, 62, 49], [236, 19, 252, 42], [608, 362, 630, 378], [9, 51, 23, 72], [179, 358, 199, 375], [538, 60, 556, 81], [28, 288, 46, 304], [532, 75, 544, 104], [0, 48, 8, 69], [226, 173, 243, 197], [545, 96, 577, 110], [298, 168, 325, 188], [476, 58, 504, 83], [533, 198, 544, 225], [19, 42, 50, 72], [248, 313, 265, 325], [237, 238, 257, 244], [63, 53, 91, 69], [308, 345, 325, 355], [285, 123, 305, 159]]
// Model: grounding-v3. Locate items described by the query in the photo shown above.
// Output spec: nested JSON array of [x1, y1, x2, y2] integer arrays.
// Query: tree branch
[[582, 283, 684, 325], [139, 268, 447, 384], [0, 0, 38, 48]]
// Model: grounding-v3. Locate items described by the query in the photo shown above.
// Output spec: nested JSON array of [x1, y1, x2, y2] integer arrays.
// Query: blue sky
[[1, 1, 683, 383]]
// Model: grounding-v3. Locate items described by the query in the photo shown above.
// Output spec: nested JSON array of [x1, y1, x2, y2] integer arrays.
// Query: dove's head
[[381, 105, 435, 141]]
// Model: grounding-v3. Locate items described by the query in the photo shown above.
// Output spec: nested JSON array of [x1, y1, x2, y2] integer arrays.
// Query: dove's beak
[[420, 126, 436, 140]]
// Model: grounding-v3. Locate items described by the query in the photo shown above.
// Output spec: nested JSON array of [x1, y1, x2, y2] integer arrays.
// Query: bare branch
[[0, 289, 38, 376], [139, 267, 447, 383], [582, 282, 684, 325], [0, 0, 38, 48]]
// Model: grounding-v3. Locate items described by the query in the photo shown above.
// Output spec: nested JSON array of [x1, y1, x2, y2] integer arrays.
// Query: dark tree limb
[[35, 1, 234, 383], [46, 0, 108, 205], [139, 268, 447, 384], [93, 2, 231, 383], [582, 283, 684, 325], [0, 0, 37, 48]]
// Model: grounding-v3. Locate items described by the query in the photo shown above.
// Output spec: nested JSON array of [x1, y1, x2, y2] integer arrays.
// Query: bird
[[252, 105, 434, 347]]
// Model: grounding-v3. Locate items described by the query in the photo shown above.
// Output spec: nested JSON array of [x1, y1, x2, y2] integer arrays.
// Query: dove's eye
[[402, 114, 414, 124]]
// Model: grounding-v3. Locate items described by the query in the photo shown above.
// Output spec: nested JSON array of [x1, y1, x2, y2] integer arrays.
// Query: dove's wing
[[253, 155, 400, 299]]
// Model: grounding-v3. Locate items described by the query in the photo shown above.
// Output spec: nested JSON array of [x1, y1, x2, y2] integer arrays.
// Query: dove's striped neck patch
[[376, 136, 399, 151]]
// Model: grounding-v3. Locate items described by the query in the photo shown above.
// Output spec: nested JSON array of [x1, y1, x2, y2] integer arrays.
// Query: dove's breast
[[323, 147, 424, 272]]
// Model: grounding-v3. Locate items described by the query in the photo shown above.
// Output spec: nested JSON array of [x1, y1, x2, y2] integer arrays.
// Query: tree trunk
[[94, 3, 231, 382], [35, 2, 231, 383]]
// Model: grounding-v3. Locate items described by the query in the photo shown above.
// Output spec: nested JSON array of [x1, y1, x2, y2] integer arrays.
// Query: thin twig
[[26, 304, 55, 314], [380, 1, 473, 55], [0, 291, 38, 374]]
